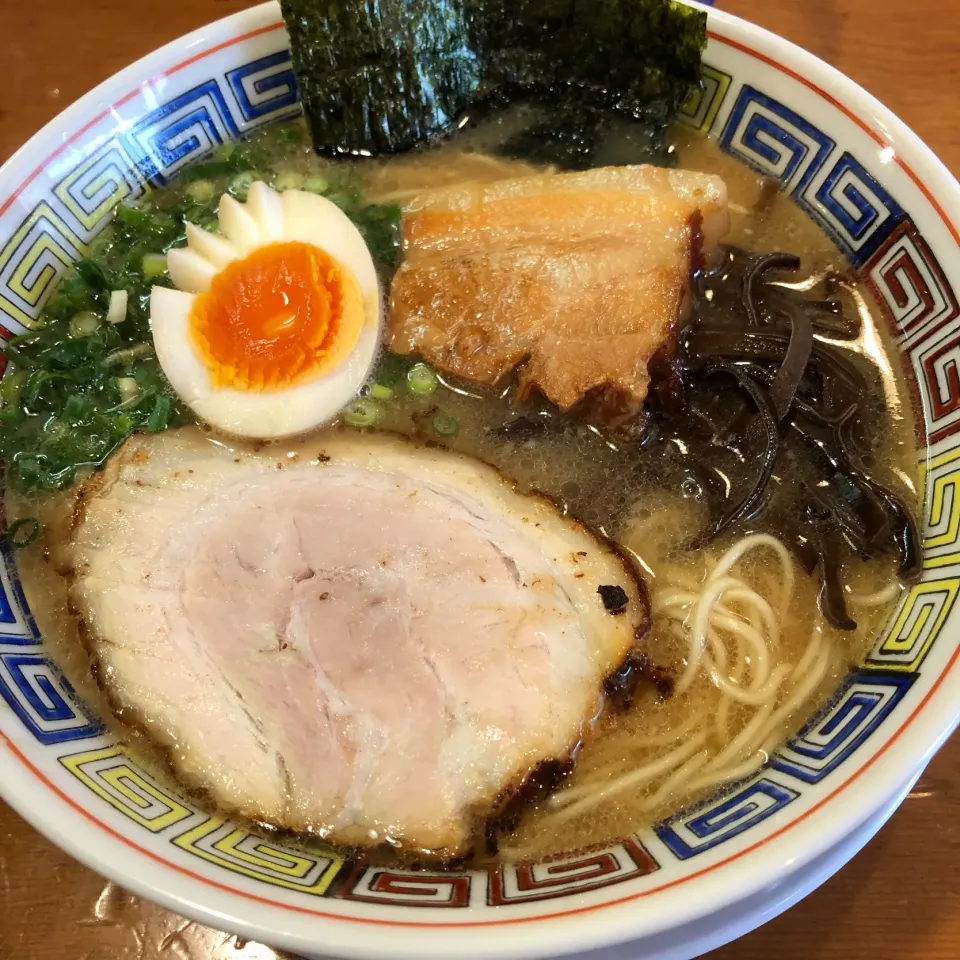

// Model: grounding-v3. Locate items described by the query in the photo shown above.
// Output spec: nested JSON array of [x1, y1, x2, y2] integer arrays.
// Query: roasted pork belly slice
[[400, 165, 730, 254], [60, 428, 647, 855], [389, 164, 729, 416], [391, 241, 687, 411]]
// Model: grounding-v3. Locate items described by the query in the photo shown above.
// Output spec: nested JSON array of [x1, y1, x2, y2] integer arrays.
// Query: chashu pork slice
[[60, 427, 647, 855], [389, 164, 729, 415]]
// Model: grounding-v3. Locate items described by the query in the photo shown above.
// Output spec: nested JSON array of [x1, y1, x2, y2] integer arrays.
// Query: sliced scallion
[[68, 311, 100, 338], [146, 395, 171, 432], [5, 517, 40, 549], [116, 377, 140, 403], [303, 174, 329, 194], [274, 170, 306, 191], [103, 343, 154, 367], [186, 179, 216, 203], [106, 289, 128, 324], [344, 397, 382, 428], [431, 413, 459, 436], [369, 383, 394, 401], [0, 371, 26, 409], [228, 171, 258, 200], [88, 227, 114, 259], [406, 363, 438, 396], [141, 253, 168, 279]]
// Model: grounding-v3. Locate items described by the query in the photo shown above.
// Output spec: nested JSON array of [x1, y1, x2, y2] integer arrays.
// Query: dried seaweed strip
[[687, 329, 869, 398], [702, 362, 781, 540], [768, 302, 814, 421], [741, 252, 800, 327], [673, 244, 922, 607], [811, 518, 858, 630], [280, 0, 707, 156]]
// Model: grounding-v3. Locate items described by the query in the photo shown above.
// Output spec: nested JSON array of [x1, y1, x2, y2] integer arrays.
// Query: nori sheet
[[280, 0, 707, 156]]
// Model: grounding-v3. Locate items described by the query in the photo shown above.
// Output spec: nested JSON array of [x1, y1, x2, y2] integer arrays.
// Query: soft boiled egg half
[[149, 182, 380, 438]]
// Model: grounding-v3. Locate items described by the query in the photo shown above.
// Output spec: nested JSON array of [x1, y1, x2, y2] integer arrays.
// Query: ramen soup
[[2, 111, 920, 864]]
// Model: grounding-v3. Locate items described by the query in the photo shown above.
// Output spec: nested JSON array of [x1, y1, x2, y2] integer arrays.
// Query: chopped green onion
[[0, 125, 404, 497], [344, 397, 382, 428], [106, 289, 128, 324], [75, 259, 109, 292], [68, 311, 100, 338], [42, 418, 69, 443], [406, 363, 438, 396], [116, 377, 140, 403], [186, 179, 216, 202], [116, 205, 153, 229], [141, 253, 168, 279], [102, 343, 155, 367], [274, 170, 306, 191], [303, 174, 329, 194], [228, 171, 258, 200], [369, 383, 394, 401], [63, 394, 93, 420], [88, 227, 115, 259], [431, 413, 459, 437], [146, 395, 172, 433], [4, 517, 40, 549], [0, 371, 27, 409]]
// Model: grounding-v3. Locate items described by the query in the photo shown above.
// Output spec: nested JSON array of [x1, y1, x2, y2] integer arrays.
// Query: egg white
[[150, 183, 381, 439]]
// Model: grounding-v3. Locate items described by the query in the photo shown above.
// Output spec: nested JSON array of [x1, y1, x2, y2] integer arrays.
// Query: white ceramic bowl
[[1, 3, 959, 958]]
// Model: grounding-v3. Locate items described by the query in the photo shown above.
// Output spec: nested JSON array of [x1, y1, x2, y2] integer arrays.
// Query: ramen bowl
[[0, 3, 958, 958]]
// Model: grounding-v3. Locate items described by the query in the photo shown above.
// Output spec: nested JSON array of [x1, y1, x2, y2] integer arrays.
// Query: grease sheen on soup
[[9, 115, 917, 863]]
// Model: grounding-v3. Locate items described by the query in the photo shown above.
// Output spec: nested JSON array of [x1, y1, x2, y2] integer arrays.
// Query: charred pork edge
[[648, 208, 704, 416], [58, 428, 657, 861]]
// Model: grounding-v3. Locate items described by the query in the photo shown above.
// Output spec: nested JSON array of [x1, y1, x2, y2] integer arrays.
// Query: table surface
[[1, 1, 959, 958]]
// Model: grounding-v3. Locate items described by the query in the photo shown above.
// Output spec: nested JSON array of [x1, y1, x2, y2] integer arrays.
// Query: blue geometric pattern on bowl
[[655, 777, 801, 860], [0, 24, 957, 907], [772, 671, 916, 784], [226, 50, 300, 123], [720, 85, 906, 265], [0, 652, 102, 744]]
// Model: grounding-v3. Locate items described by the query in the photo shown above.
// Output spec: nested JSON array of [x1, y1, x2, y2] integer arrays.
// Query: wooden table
[[1, 1, 958, 958]]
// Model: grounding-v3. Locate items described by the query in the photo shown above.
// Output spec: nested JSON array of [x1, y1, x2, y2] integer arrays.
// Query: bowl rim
[[0, 2, 959, 957]]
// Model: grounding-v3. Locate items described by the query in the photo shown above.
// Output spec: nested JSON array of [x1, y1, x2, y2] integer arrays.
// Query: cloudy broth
[[10, 115, 919, 862]]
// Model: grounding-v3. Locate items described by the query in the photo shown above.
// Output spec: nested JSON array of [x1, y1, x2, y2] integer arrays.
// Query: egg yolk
[[189, 241, 365, 391]]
